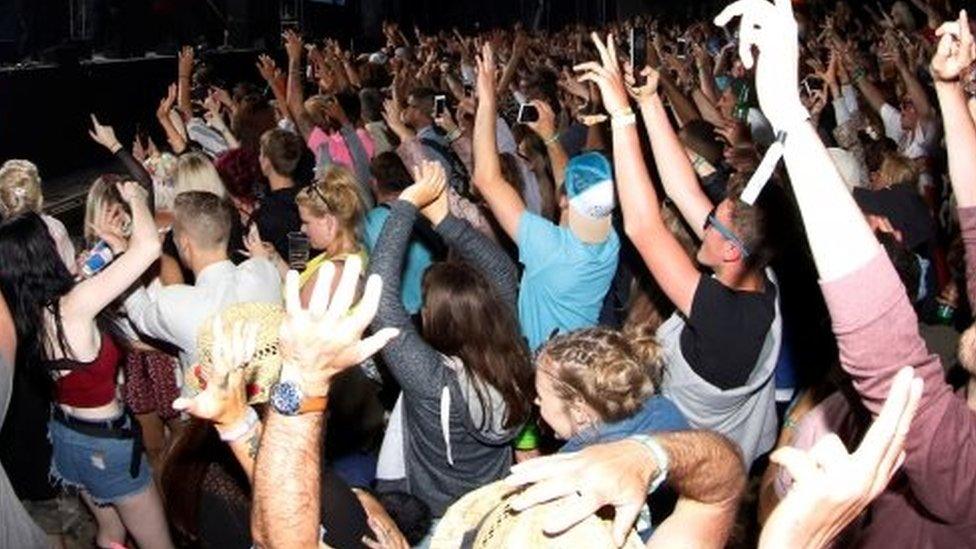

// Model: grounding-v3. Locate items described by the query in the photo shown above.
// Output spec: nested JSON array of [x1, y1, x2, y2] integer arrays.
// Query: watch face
[[270, 382, 303, 416]]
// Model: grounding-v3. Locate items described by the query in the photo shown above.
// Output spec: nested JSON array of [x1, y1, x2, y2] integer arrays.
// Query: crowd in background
[[1, 0, 975, 547]]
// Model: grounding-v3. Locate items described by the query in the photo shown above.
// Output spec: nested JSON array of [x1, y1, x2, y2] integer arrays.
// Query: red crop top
[[51, 332, 120, 408]]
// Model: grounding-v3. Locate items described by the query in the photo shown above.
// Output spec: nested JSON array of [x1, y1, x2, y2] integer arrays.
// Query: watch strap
[[298, 395, 329, 415]]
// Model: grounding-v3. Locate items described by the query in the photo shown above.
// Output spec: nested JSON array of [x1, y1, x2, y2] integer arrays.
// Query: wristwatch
[[269, 380, 328, 416]]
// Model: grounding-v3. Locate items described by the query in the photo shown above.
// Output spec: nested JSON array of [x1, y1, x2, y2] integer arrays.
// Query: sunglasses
[[703, 206, 751, 257]]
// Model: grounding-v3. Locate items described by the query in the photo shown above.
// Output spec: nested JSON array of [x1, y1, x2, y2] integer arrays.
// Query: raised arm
[[283, 31, 315, 140], [931, 11, 976, 208], [63, 182, 161, 321], [496, 34, 527, 98], [156, 84, 187, 154], [368, 161, 454, 398], [253, 261, 397, 548], [887, 40, 935, 120], [472, 43, 525, 240], [177, 46, 194, 119], [852, 66, 890, 114], [525, 100, 569, 191], [576, 33, 702, 315], [506, 431, 746, 548], [632, 68, 713, 238], [88, 115, 155, 211]]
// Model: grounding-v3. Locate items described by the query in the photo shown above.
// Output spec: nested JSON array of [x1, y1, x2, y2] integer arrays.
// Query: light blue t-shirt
[[364, 206, 434, 314], [517, 212, 620, 351]]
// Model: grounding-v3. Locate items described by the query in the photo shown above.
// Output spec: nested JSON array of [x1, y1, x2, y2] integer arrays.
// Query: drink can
[[81, 241, 114, 278]]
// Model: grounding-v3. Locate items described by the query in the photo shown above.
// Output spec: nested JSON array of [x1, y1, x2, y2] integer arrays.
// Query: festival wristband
[[628, 434, 669, 494], [611, 112, 638, 129], [514, 423, 540, 451]]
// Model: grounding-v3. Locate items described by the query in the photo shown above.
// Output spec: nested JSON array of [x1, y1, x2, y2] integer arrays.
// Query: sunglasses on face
[[703, 206, 751, 258]]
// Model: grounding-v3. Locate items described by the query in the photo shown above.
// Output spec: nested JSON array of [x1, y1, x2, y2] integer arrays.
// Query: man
[[253, 129, 304, 259], [125, 192, 282, 377], [402, 86, 470, 195], [363, 152, 438, 315], [471, 45, 620, 352], [575, 35, 780, 467]]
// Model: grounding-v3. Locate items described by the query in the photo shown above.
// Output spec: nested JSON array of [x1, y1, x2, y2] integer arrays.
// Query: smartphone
[[630, 27, 647, 69], [433, 94, 447, 117], [676, 38, 689, 59], [517, 103, 540, 124]]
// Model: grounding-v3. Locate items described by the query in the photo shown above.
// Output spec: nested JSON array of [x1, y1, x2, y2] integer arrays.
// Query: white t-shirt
[[879, 103, 941, 160]]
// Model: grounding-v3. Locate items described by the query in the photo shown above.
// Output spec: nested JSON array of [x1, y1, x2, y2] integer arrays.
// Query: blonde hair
[[878, 154, 918, 189], [0, 159, 43, 216], [83, 174, 130, 246], [540, 327, 660, 423], [175, 152, 227, 198], [296, 166, 364, 242]]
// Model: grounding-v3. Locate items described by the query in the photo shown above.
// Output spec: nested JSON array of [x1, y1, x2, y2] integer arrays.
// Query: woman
[[0, 183, 173, 549], [291, 165, 368, 305], [369, 160, 535, 517], [0, 159, 76, 273], [533, 327, 688, 454]]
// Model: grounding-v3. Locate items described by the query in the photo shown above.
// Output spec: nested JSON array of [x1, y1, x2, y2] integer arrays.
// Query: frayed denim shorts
[[48, 412, 152, 505]]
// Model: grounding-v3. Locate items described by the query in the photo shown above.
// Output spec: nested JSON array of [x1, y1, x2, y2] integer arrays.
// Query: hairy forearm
[[656, 431, 746, 505], [936, 81, 976, 207], [252, 413, 323, 548]]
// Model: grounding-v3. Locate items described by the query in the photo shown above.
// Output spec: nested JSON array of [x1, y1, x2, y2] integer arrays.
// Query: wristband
[[543, 132, 561, 146], [514, 422, 540, 451], [852, 67, 867, 83], [216, 406, 259, 442], [629, 434, 669, 494], [607, 106, 634, 118], [446, 128, 463, 143], [611, 112, 638, 129]]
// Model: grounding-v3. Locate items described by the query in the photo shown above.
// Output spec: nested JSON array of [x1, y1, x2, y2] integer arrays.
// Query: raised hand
[[172, 316, 259, 428], [278, 257, 398, 398], [400, 160, 448, 212], [178, 45, 195, 77], [623, 63, 661, 107], [573, 33, 631, 115], [157, 83, 178, 119], [89, 201, 129, 254], [714, 0, 809, 132], [283, 29, 304, 61], [931, 10, 976, 83], [759, 367, 923, 548], [524, 99, 557, 140], [475, 42, 498, 104], [116, 180, 148, 206], [88, 114, 122, 153]]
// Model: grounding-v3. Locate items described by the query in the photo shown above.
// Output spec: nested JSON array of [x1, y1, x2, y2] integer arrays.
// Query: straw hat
[[430, 481, 643, 549], [187, 302, 286, 405]]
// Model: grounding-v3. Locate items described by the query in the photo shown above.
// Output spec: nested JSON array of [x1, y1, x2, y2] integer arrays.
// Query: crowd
[[1, 0, 975, 546]]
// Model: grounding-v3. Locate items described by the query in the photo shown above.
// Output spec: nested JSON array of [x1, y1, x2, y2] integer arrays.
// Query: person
[[577, 33, 780, 466], [252, 128, 305, 259], [0, 291, 49, 548], [369, 160, 535, 517], [0, 182, 173, 549], [288, 165, 368, 306], [400, 86, 470, 195], [535, 327, 688, 454], [721, 2, 976, 544], [124, 191, 282, 379], [472, 43, 620, 352], [364, 152, 437, 315], [0, 159, 76, 273], [250, 256, 400, 548]]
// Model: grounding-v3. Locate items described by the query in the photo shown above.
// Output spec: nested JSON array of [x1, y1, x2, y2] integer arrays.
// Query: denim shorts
[[48, 414, 152, 505]]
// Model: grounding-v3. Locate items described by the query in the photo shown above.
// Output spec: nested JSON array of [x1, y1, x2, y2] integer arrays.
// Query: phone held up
[[630, 27, 648, 85]]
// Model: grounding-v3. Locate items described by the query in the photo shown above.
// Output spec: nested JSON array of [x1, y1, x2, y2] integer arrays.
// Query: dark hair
[[370, 152, 413, 196], [376, 491, 433, 545], [420, 262, 535, 430], [215, 148, 262, 207], [878, 231, 920, 302], [679, 119, 724, 167], [232, 95, 277, 151], [335, 92, 363, 126], [0, 213, 122, 377], [408, 87, 437, 117], [260, 129, 305, 177], [359, 88, 386, 124], [863, 137, 899, 174], [521, 68, 560, 114]]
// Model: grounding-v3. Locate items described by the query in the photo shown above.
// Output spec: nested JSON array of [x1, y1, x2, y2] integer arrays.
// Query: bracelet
[[611, 112, 638, 129], [607, 106, 633, 118], [446, 128, 463, 143], [629, 435, 669, 494], [543, 132, 561, 146], [216, 406, 259, 442], [852, 68, 867, 83]]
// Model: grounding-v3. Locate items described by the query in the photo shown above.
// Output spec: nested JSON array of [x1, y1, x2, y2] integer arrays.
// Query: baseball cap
[[564, 152, 615, 243]]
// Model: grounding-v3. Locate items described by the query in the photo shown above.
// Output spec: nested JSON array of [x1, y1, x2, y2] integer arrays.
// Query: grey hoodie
[[369, 202, 522, 516]]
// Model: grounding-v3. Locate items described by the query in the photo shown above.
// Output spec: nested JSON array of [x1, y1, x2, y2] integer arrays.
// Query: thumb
[[610, 502, 642, 547]]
